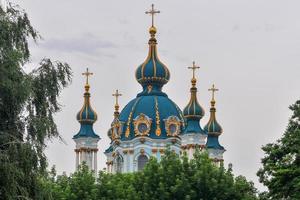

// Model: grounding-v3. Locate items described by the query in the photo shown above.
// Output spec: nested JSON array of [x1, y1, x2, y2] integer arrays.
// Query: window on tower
[[115, 154, 123, 173], [137, 155, 149, 171]]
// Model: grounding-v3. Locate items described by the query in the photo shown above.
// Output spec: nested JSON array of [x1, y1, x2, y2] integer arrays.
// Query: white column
[[80, 151, 83, 165], [94, 150, 97, 173], [75, 151, 79, 169], [88, 151, 91, 169], [123, 154, 128, 173], [129, 153, 133, 172]]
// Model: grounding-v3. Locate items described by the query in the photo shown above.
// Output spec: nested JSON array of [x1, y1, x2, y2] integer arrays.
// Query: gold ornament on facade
[[125, 98, 141, 137], [154, 97, 161, 136], [147, 85, 153, 93], [133, 113, 152, 136], [164, 116, 181, 136], [152, 148, 158, 153], [129, 149, 134, 154]]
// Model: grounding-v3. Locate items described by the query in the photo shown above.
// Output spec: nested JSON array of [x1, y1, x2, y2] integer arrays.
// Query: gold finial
[[112, 89, 122, 108], [145, 4, 160, 27], [82, 68, 93, 85], [188, 61, 200, 86], [208, 84, 219, 102]]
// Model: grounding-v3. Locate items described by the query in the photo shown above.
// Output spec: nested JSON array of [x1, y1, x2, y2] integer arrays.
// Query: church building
[[73, 4, 225, 174]]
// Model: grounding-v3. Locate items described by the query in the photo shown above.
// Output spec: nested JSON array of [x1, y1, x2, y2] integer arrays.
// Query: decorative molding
[[133, 113, 152, 136], [129, 149, 134, 154], [140, 137, 146, 144], [164, 116, 181, 136], [140, 148, 145, 155], [152, 148, 158, 153]]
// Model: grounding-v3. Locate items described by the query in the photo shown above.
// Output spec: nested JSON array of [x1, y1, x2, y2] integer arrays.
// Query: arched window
[[137, 155, 148, 171], [115, 155, 123, 173]]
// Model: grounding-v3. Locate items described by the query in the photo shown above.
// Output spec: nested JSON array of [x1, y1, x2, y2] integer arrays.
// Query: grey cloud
[[40, 34, 117, 55]]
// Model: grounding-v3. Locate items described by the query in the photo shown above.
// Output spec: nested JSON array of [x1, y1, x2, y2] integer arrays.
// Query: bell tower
[[73, 68, 100, 175]]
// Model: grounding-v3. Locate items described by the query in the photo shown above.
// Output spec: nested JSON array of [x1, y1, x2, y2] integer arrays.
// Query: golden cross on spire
[[208, 84, 219, 101], [188, 61, 200, 79], [145, 4, 160, 27], [112, 89, 122, 106], [82, 68, 93, 85]]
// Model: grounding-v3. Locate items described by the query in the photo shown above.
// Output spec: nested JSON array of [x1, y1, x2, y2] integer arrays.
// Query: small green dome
[[76, 89, 97, 124], [204, 104, 222, 134], [73, 82, 99, 139], [183, 87, 205, 119]]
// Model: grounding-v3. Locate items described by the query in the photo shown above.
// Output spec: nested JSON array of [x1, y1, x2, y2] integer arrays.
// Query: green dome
[[135, 26, 170, 89], [204, 102, 222, 134]]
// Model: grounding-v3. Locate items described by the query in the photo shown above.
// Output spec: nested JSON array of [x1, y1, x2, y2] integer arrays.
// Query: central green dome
[[118, 26, 184, 141], [135, 26, 170, 89]]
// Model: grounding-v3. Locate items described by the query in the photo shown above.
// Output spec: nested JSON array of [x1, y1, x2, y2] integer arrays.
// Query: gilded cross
[[145, 4, 160, 27], [188, 61, 200, 79], [82, 68, 93, 84], [208, 84, 219, 101], [112, 89, 122, 106]]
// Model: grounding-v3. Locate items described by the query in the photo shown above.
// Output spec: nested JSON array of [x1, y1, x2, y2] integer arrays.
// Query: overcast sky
[[12, 0, 300, 191]]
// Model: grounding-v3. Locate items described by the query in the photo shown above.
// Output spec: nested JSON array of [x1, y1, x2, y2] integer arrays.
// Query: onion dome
[[183, 62, 206, 134], [135, 25, 170, 93], [73, 68, 99, 139], [204, 84, 224, 150], [118, 6, 184, 141]]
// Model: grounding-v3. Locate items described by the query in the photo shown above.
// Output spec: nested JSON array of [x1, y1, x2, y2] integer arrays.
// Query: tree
[[257, 100, 300, 199], [0, 3, 72, 199], [95, 149, 258, 200]]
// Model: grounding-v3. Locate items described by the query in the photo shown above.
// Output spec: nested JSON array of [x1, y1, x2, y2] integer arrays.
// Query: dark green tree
[[257, 100, 300, 199], [0, 3, 72, 199]]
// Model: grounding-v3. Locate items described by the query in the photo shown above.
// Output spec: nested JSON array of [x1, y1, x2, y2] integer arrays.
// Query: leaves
[[0, 2, 72, 200], [257, 100, 300, 199], [48, 150, 258, 200]]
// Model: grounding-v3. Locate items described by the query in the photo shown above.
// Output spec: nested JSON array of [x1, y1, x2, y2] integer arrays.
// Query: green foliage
[[257, 100, 300, 199], [0, 3, 72, 200], [48, 150, 258, 200]]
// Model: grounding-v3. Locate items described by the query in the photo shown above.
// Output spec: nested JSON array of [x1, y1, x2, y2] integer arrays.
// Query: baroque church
[[73, 5, 225, 174]]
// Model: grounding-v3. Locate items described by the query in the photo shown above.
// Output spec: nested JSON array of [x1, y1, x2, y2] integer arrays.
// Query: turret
[[204, 84, 225, 165], [181, 62, 207, 159], [73, 68, 100, 175], [105, 90, 123, 173]]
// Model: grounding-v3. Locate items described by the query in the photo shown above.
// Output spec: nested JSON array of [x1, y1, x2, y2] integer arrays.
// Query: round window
[[169, 124, 177, 135], [138, 123, 148, 134]]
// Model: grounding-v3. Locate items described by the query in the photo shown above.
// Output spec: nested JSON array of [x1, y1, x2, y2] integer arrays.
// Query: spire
[[112, 89, 122, 118], [183, 61, 205, 134], [108, 90, 122, 142], [204, 84, 224, 150], [135, 4, 170, 95], [73, 68, 99, 139]]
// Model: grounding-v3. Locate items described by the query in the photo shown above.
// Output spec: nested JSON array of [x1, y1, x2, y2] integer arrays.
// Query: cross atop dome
[[208, 84, 219, 101], [188, 61, 200, 80], [112, 89, 122, 106], [112, 89, 122, 117], [145, 4, 160, 27], [82, 68, 93, 85]]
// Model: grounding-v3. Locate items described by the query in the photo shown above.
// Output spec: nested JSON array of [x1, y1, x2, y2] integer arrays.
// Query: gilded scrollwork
[[111, 118, 123, 140], [133, 113, 152, 136], [164, 116, 181, 136]]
